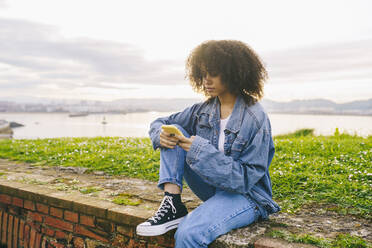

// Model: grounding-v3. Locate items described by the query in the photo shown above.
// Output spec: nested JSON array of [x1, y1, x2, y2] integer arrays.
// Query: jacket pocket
[[230, 136, 247, 159], [196, 113, 211, 139]]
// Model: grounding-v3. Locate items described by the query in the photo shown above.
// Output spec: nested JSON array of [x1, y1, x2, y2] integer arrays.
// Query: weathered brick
[[24, 200, 36, 211], [55, 230, 68, 239], [112, 234, 130, 246], [13, 217, 19, 248], [0, 203, 6, 211], [1, 212, 8, 244], [127, 239, 147, 248], [27, 220, 41, 233], [36, 203, 49, 214], [19, 219, 25, 247], [49, 240, 67, 248], [29, 228, 36, 248], [96, 218, 114, 233], [117, 224, 135, 238], [86, 239, 101, 248], [35, 233, 42, 248], [148, 244, 167, 248], [73, 236, 85, 248], [142, 231, 175, 248], [64, 210, 79, 223], [0, 194, 11, 204], [12, 197, 24, 207], [107, 206, 144, 226], [0, 202, 6, 211], [42, 227, 55, 237], [45, 216, 74, 232], [0, 211, 3, 244], [24, 224, 30, 248], [50, 207, 63, 218], [75, 225, 109, 243], [8, 205, 21, 215], [7, 214, 13, 248], [27, 211, 43, 223], [80, 214, 95, 227]]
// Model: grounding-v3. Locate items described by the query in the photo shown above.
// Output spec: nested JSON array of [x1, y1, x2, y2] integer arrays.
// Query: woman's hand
[[175, 135, 196, 152], [160, 130, 179, 149]]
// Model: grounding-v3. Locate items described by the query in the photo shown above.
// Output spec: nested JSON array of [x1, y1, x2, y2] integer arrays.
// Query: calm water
[[1, 112, 371, 139]]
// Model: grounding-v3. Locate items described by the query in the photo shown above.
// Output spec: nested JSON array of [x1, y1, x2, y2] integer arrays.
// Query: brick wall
[[0, 182, 174, 248]]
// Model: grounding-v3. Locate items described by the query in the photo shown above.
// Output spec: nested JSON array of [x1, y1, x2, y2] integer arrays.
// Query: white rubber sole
[[136, 217, 185, 236]]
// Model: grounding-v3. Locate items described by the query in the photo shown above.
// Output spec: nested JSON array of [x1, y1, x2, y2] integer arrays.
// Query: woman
[[136, 40, 280, 247]]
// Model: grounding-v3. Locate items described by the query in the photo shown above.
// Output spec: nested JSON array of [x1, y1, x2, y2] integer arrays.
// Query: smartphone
[[161, 125, 184, 137]]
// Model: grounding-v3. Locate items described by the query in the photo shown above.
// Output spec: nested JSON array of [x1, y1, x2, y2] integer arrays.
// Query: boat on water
[[102, 116, 107, 125], [0, 120, 13, 139], [68, 112, 89, 117]]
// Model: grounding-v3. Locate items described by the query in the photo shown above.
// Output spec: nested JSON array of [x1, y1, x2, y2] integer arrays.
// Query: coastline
[[0, 110, 371, 117]]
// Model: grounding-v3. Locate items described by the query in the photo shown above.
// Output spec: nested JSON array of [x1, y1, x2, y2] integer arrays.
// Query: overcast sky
[[0, 0, 371, 103]]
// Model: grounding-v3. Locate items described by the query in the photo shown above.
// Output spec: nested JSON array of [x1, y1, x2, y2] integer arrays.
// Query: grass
[[79, 186, 102, 194], [112, 193, 142, 206], [271, 129, 371, 218], [0, 129, 371, 219], [269, 230, 371, 248]]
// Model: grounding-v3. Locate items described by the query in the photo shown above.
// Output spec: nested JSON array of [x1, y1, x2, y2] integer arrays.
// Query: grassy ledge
[[269, 229, 370, 248], [0, 129, 371, 221]]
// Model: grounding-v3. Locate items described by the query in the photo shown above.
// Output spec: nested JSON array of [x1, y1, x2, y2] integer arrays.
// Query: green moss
[[112, 196, 142, 206], [268, 230, 370, 248], [79, 186, 102, 194]]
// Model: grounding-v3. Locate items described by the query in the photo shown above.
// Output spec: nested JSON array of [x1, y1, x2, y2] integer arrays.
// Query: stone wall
[[2, 160, 368, 248], [0, 181, 175, 248]]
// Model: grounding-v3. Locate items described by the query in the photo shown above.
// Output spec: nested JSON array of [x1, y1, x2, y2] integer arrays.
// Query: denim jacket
[[149, 95, 281, 219]]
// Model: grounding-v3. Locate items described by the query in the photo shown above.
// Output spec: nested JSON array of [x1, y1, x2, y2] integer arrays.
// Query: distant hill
[[0, 96, 371, 116], [261, 98, 372, 115], [110, 98, 203, 112]]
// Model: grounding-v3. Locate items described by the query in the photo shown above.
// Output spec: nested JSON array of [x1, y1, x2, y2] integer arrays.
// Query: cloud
[[0, 17, 185, 96], [0, 0, 7, 8], [0, 16, 371, 101], [262, 39, 372, 83]]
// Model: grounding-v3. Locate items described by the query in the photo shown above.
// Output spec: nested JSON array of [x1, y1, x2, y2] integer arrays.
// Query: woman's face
[[202, 73, 229, 97]]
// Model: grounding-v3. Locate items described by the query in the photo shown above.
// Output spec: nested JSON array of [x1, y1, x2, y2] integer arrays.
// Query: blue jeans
[[157, 125, 262, 247]]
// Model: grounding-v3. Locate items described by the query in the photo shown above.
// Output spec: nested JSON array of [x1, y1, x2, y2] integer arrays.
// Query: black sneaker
[[136, 193, 188, 236]]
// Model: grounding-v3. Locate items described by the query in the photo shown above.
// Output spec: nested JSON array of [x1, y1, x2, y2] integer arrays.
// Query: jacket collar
[[201, 95, 245, 133]]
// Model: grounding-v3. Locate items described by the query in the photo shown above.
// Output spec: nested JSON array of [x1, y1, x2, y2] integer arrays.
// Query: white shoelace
[[149, 195, 177, 223]]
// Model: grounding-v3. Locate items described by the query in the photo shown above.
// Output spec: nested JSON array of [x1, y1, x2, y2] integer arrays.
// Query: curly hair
[[185, 40, 268, 106]]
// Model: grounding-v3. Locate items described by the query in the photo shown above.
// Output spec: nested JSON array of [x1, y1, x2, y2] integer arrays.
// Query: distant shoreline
[[267, 111, 372, 117], [0, 111, 371, 117]]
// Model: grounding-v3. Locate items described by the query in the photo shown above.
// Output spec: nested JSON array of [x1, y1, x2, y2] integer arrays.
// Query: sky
[[0, 0, 371, 103]]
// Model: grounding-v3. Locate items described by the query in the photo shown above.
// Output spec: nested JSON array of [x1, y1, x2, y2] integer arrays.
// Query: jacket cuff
[[186, 135, 210, 165], [149, 127, 161, 150]]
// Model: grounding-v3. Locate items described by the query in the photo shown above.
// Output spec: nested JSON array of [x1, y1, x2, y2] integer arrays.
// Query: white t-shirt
[[218, 115, 231, 152]]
